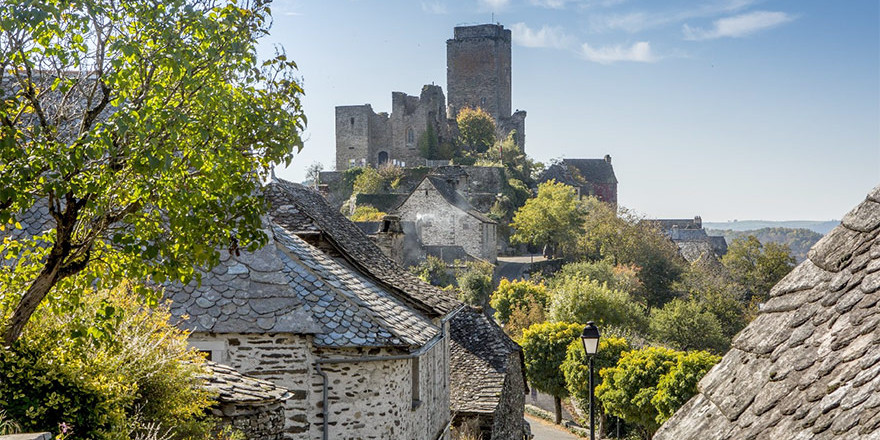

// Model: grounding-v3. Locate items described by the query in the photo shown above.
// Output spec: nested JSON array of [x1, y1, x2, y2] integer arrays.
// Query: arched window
[[406, 127, 415, 147], [378, 151, 389, 166]]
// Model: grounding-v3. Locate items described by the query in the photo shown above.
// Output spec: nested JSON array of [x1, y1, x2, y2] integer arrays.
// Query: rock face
[[655, 184, 880, 440]]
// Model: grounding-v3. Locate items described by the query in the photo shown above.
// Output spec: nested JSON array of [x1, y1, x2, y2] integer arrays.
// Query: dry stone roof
[[200, 361, 291, 405], [655, 185, 880, 440], [167, 223, 438, 349], [449, 307, 524, 415], [264, 179, 461, 317]]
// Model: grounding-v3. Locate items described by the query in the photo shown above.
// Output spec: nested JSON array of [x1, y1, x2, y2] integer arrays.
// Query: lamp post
[[581, 321, 600, 440]]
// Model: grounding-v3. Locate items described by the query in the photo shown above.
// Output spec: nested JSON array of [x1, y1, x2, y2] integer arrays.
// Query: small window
[[350, 117, 355, 127], [406, 127, 415, 146], [480, 97, 486, 107]]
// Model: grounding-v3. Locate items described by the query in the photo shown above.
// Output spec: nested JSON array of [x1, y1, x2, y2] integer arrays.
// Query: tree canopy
[[721, 236, 795, 303], [456, 106, 496, 153], [511, 180, 583, 257], [520, 321, 584, 424], [0, 0, 305, 343]]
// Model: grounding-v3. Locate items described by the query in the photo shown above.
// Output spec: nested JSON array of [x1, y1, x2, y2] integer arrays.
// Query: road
[[526, 415, 584, 440]]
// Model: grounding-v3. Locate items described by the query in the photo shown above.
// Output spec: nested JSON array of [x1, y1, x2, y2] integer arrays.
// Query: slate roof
[[264, 179, 461, 317], [200, 361, 291, 405], [166, 224, 438, 349], [655, 185, 880, 440], [449, 307, 525, 415], [561, 159, 618, 184], [423, 176, 497, 224]]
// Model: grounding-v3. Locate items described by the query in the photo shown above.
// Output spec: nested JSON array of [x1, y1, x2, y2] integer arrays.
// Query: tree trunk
[[554, 395, 562, 424], [2, 261, 62, 345]]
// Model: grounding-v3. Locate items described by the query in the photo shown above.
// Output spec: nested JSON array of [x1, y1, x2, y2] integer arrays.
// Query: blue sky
[[261, 0, 879, 221]]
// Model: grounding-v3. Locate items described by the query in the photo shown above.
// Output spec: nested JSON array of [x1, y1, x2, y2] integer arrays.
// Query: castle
[[335, 24, 526, 171]]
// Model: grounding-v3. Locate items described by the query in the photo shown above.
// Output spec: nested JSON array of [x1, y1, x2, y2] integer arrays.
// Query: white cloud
[[421, 1, 447, 14], [589, 0, 755, 33], [479, 0, 510, 11], [530, 0, 625, 9], [510, 23, 574, 49], [683, 11, 795, 40], [581, 41, 657, 64]]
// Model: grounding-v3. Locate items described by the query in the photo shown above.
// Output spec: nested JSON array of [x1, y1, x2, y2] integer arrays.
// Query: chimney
[[604, 154, 612, 164], [694, 216, 702, 229], [381, 215, 403, 234]]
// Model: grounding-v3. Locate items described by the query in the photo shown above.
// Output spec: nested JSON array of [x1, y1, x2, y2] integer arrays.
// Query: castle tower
[[446, 24, 512, 122]]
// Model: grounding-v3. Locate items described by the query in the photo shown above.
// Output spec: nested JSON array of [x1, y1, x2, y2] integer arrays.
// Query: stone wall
[[396, 178, 496, 262], [214, 400, 287, 440], [189, 332, 450, 440], [446, 24, 512, 122], [490, 352, 526, 440], [390, 85, 448, 168]]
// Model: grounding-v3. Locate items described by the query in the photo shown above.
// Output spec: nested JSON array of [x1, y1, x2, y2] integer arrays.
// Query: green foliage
[[455, 260, 495, 307], [410, 256, 455, 287], [548, 275, 648, 334], [349, 205, 387, 222], [377, 163, 405, 189], [577, 199, 685, 309], [594, 347, 679, 439], [562, 336, 632, 416], [649, 298, 728, 353], [0, 281, 212, 439], [674, 260, 750, 339], [352, 166, 385, 195], [722, 236, 796, 303], [521, 322, 584, 414], [708, 227, 822, 263], [490, 278, 548, 325], [651, 351, 720, 425], [511, 180, 583, 257], [595, 347, 719, 439], [417, 123, 455, 160], [551, 260, 644, 296], [456, 107, 496, 153], [0, 0, 305, 343]]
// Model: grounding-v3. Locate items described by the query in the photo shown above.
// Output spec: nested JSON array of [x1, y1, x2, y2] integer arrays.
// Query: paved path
[[526, 415, 584, 440]]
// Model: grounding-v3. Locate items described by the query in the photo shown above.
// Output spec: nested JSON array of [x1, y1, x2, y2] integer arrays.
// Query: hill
[[702, 220, 838, 235], [706, 227, 824, 263]]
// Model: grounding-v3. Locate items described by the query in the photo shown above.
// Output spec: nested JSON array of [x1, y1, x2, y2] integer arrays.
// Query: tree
[[594, 347, 679, 439], [562, 336, 632, 436], [456, 107, 496, 153], [547, 275, 648, 334], [551, 260, 644, 296], [649, 298, 728, 354], [305, 161, 324, 187], [349, 205, 387, 222], [652, 350, 720, 425], [455, 260, 495, 307], [352, 166, 384, 195], [410, 255, 455, 287], [594, 346, 719, 439], [0, 0, 304, 344], [577, 199, 685, 309], [520, 321, 584, 424], [511, 180, 583, 258], [490, 278, 548, 325], [722, 236, 795, 303]]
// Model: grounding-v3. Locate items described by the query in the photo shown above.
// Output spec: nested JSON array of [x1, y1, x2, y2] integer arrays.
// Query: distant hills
[[703, 220, 839, 235], [706, 227, 826, 263]]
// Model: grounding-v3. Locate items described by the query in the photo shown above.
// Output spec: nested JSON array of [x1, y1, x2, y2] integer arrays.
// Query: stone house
[[538, 157, 618, 207], [394, 174, 498, 263], [449, 307, 528, 440], [165, 179, 465, 440], [648, 216, 728, 262], [655, 185, 880, 439]]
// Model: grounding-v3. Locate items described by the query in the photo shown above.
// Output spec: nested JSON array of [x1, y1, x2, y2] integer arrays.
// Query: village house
[[538, 156, 618, 207], [648, 216, 728, 262], [655, 185, 880, 439]]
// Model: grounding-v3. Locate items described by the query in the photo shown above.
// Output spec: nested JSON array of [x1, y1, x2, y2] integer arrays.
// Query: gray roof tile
[[655, 185, 880, 440]]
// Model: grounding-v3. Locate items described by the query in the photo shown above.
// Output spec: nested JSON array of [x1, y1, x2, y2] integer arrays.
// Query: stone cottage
[[166, 179, 466, 440], [655, 185, 880, 439], [538, 157, 618, 207], [394, 174, 498, 263], [648, 216, 728, 262], [449, 307, 528, 439]]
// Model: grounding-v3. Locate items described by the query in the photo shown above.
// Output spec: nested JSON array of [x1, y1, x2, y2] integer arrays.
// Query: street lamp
[[581, 321, 600, 440]]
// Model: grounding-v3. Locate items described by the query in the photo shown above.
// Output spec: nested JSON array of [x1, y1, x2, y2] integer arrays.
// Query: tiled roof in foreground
[[200, 361, 291, 405], [655, 185, 880, 440], [450, 307, 523, 415]]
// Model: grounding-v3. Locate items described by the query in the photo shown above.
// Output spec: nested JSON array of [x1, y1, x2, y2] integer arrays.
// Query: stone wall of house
[[490, 352, 526, 440], [396, 178, 495, 262], [189, 333, 315, 439], [213, 400, 287, 440], [190, 332, 450, 440]]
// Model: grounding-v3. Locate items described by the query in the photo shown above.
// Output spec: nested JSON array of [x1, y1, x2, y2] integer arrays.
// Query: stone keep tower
[[446, 24, 512, 122]]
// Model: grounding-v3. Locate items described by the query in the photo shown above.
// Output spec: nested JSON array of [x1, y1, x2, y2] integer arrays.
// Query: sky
[[259, 0, 879, 222]]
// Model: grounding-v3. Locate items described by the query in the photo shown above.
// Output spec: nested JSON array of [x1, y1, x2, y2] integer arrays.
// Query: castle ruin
[[335, 23, 526, 171]]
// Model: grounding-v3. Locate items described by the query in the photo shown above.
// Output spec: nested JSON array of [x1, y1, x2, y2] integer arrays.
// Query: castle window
[[378, 151, 389, 166], [406, 127, 415, 147], [480, 97, 486, 107], [350, 117, 355, 127]]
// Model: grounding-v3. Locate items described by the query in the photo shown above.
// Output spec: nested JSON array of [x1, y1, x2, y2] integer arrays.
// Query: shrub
[[455, 260, 495, 307], [410, 256, 455, 287], [349, 205, 387, 222], [490, 278, 548, 325], [548, 276, 647, 334]]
